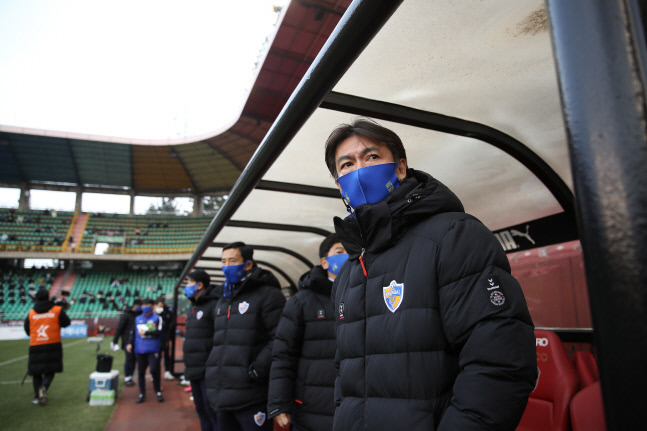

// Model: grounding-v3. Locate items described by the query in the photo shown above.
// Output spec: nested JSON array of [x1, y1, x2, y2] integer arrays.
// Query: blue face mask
[[223, 261, 249, 285], [185, 283, 200, 298], [325, 254, 349, 275], [337, 162, 400, 214], [141, 305, 152, 314]]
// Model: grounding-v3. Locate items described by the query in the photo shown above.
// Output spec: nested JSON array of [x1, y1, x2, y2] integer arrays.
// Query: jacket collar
[[334, 169, 464, 258], [298, 265, 333, 297]]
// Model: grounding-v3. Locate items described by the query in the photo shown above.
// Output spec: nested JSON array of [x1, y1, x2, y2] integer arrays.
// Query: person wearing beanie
[[24, 288, 71, 405], [268, 233, 347, 431]]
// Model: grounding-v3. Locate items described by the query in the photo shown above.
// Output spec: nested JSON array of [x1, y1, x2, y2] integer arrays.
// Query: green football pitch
[[0, 338, 124, 431]]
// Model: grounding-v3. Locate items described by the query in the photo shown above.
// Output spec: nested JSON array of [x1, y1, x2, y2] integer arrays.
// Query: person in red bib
[[24, 288, 71, 405]]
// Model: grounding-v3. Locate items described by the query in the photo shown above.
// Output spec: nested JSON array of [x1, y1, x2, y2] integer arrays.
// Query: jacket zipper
[[359, 248, 367, 277]]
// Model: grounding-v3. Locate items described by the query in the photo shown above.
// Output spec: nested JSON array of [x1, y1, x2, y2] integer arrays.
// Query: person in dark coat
[[183, 269, 220, 431], [112, 298, 142, 386], [323, 119, 538, 431], [205, 241, 286, 431], [24, 288, 71, 405], [154, 296, 177, 380], [268, 234, 348, 431]]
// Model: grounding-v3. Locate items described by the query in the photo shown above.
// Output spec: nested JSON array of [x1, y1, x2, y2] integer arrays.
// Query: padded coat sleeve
[[436, 217, 537, 431], [251, 288, 287, 382], [267, 295, 305, 418]]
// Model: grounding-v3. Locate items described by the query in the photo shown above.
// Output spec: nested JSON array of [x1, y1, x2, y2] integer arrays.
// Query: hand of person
[[126, 344, 132, 353], [138, 328, 146, 336], [274, 413, 291, 428], [111, 342, 120, 352]]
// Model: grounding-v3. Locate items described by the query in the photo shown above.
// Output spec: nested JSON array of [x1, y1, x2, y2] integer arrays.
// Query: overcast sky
[[0, 0, 288, 211], [0, 0, 287, 141]]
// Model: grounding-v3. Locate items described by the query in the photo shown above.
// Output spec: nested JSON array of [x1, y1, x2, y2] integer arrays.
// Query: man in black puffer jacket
[[112, 298, 142, 387], [205, 242, 286, 431], [324, 119, 537, 431], [268, 233, 348, 431], [183, 269, 220, 431]]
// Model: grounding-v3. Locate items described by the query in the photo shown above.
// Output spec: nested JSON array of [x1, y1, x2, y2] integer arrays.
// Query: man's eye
[[368, 154, 379, 160]]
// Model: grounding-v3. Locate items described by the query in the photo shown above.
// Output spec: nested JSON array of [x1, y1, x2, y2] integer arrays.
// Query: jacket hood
[[191, 284, 220, 305], [297, 265, 333, 297], [227, 266, 281, 297], [334, 169, 464, 258], [33, 300, 55, 314]]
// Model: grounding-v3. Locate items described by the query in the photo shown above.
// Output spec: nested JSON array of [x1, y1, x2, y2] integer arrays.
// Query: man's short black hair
[[132, 298, 143, 306], [142, 298, 154, 306], [325, 118, 407, 179], [188, 269, 210, 288], [319, 233, 342, 258], [223, 241, 254, 263]]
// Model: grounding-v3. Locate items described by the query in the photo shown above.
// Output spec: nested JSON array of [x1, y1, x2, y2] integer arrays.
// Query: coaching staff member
[[325, 118, 537, 431]]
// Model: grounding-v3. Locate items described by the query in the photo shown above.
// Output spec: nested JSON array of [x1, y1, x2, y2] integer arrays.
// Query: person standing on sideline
[[24, 288, 71, 405], [204, 241, 286, 431], [324, 118, 537, 430], [268, 234, 347, 431], [154, 296, 176, 381], [183, 269, 220, 431], [127, 298, 164, 403], [112, 298, 142, 387]]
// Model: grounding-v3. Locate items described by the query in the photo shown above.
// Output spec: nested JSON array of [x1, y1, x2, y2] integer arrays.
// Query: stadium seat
[[516, 330, 579, 431], [572, 350, 599, 389], [570, 381, 607, 431]]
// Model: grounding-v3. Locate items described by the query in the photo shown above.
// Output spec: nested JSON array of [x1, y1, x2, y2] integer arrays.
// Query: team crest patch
[[254, 411, 266, 426], [383, 280, 404, 312], [238, 301, 249, 314], [196, 310, 203, 320]]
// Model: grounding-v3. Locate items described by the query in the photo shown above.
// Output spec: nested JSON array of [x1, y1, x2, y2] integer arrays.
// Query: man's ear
[[320, 257, 329, 270], [396, 158, 408, 181], [244, 260, 254, 272], [335, 180, 341, 191]]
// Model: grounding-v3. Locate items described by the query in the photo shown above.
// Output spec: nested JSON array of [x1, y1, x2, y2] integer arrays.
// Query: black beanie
[[35, 288, 49, 301]]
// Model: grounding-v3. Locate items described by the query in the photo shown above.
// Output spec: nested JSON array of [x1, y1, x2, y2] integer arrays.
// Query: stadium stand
[[66, 270, 180, 319], [0, 268, 56, 319], [76, 213, 211, 254], [0, 208, 212, 254], [0, 208, 74, 252]]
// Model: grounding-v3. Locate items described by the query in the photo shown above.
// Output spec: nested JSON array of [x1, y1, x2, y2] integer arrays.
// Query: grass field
[[0, 338, 125, 431]]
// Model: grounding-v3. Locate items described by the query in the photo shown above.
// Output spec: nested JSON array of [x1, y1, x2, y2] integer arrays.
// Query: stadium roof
[[0, 0, 352, 196]]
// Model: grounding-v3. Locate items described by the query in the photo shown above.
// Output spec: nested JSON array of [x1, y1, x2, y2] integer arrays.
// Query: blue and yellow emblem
[[254, 411, 266, 426], [383, 280, 404, 312]]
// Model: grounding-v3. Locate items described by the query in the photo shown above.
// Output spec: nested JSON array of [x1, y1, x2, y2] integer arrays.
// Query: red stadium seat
[[570, 382, 607, 431], [516, 330, 579, 431], [572, 350, 599, 389]]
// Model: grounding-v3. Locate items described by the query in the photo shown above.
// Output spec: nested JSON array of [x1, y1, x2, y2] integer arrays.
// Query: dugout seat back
[[570, 381, 607, 431], [516, 330, 578, 431], [572, 350, 599, 389]]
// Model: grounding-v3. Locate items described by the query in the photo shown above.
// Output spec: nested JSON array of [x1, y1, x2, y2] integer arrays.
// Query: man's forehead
[[335, 136, 388, 158], [222, 248, 242, 258]]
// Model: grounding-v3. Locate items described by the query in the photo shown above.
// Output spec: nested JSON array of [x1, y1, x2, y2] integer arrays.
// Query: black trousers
[[136, 352, 160, 395], [124, 348, 136, 378], [32, 373, 55, 397], [191, 378, 219, 431]]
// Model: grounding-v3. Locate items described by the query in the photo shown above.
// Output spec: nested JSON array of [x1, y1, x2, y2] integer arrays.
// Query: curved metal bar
[[321, 91, 576, 218]]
